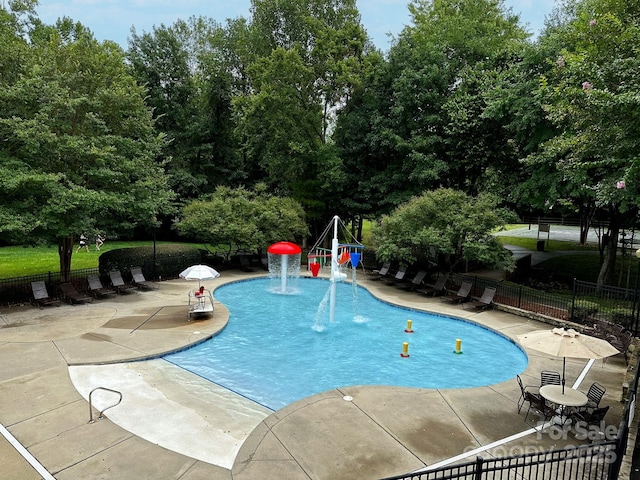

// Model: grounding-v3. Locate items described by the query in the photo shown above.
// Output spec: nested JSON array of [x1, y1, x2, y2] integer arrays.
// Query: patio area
[[0, 270, 632, 479]]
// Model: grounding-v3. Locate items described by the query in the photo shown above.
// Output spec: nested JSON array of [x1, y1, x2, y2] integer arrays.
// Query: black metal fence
[[572, 280, 639, 335], [381, 442, 617, 480], [0, 268, 100, 306], [448, 273, 639, 336], [0, 257, 189, 306]]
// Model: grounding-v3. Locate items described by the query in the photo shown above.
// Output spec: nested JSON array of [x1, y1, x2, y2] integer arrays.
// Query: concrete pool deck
[[0, 270, 631, 479]]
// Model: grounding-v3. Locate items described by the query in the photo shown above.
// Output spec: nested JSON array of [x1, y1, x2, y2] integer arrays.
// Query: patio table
[[539, 384, 588, 425]]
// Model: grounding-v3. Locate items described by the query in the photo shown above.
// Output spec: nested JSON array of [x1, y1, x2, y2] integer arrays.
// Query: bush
[[99, 245, 202, 280], [611, 307, 635, 330], [569, 300, 599, 323]]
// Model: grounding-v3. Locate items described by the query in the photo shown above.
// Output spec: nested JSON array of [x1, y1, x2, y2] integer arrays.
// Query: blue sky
[[34, 0, 557, 51]]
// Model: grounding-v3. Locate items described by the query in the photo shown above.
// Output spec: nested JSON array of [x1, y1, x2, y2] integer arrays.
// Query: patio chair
[[130, 267, 159, 290], [30, 281, 61, 308], [109, 270, 138, 294], [384, 266, 407, 286], [367, 262, 391, 281], [525, 391, 556, 424], [592, 319, 611, 339], [609, 331, 633, 364], [87, 275, 116, 298], [540, 370, 561, 387], [397, 270, 427, 291], [440, 281, 472, 304], [416, 274, 448, 297], [584, 382, 606, 410], [463, 286, 496, 311], [516, 374, 540, 413], [59, 282, 93, 305], [571, 405, 609, 427], [517, 375, 554, 424]]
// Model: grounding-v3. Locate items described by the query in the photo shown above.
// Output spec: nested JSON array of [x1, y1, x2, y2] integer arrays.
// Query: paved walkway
[[494, 224, 600, 244], [0, 270, 630, 479]]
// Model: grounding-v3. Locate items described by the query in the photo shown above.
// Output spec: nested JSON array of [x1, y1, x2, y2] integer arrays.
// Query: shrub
[[611, 307, 635, 330], [569, 300, 599, 323], [99, 245, 201, 280]]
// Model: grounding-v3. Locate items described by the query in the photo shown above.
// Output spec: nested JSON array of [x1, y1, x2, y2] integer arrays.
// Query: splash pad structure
[[308, 216, 364, 324], [267, 241, 302, 293]]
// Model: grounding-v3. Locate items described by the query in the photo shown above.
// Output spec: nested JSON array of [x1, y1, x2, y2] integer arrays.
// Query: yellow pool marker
[[454, 338, 463, 354], [404, 319, 414, 333], [400, 341, 410, 358]]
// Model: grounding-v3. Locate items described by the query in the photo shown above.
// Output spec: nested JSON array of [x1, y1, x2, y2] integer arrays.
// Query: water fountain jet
[[267, 241, 302, 294]]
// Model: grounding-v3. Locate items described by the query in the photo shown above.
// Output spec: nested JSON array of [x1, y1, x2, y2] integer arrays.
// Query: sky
[[33, 0, 558, 51]]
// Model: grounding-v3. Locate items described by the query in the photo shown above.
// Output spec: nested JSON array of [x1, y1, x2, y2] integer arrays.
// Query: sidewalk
[[494, 225, 600, 244]]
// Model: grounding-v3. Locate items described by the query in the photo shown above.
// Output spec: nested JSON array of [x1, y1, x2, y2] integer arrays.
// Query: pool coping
[[0, 270, 629, 479]]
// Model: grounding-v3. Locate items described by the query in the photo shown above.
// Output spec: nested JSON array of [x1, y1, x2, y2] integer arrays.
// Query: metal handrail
[[88, 387, 122, 424]]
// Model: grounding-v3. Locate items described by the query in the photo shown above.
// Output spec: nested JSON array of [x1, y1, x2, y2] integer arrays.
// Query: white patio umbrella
[[179, 264, 220, 287], [518, 327, 619, 393]]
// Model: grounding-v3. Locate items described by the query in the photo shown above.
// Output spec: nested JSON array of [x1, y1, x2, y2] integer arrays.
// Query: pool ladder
[[88, 387, 123, 424]]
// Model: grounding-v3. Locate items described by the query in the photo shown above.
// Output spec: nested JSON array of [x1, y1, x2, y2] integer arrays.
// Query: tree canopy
[[525, 0, 640, 284], [372, 189, 516, 273], [0, 3, 172, 278], [175, 186, 309, 256], [3, 0, 640, 287]]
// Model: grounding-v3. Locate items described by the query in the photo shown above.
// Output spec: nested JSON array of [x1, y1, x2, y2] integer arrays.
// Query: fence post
[[571, 278, 577, 323], [518, 285, 523, 309], [474, 456, 484, 480]]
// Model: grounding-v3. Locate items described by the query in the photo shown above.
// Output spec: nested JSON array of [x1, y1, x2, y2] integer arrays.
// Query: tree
[[127, 20, 244, 200], [372, 188, 516, 273], [175, 186, 309, 257], [0, 13, 172, 280], [334, 0, 531, 222], [530, 0, 640, 286], [235, 0, 369, 229]]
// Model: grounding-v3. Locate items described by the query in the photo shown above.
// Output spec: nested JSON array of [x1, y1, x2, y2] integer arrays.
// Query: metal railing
[[0, 256, 190, 306], [381, 442, 617, 480], [447, 273, 639, 336], [88, 387, 123, 424]]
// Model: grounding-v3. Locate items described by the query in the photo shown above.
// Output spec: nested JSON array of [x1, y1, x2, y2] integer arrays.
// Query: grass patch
[[493, 224, 528, 232], [496, 236, 597, 252], [0, 241, 202, 279]]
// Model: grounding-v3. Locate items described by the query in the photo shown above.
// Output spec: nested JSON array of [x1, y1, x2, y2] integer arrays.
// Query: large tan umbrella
[[518, 327, 619, 393]]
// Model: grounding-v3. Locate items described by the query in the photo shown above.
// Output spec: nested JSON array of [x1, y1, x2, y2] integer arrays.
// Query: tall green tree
[[530, 0, 640, 286], [128, 20, 244, 199], [0, 10, 172, 279], [335, 0, 530, 222], [236, 0, 369, 229]]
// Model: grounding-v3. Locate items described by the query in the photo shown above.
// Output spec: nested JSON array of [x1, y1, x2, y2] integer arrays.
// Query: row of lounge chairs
[[366, 264, 496, 311], [31, 268, 158, 308], [591, 319, 634, 364]]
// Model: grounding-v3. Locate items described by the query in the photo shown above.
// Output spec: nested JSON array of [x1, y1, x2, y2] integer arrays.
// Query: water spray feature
[[267, 241, 302, 294], [308, 216, 365, 328]]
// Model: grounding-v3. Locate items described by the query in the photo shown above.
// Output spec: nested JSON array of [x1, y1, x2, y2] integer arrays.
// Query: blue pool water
[[164, 277, 527, 410]]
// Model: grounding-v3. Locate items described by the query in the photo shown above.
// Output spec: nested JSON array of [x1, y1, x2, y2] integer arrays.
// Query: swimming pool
[[164, 277, 527, 410]]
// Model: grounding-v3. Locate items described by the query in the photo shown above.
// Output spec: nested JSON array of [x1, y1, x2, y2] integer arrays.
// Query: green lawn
[[0, 241, 199, 279], [495, 236, 597, 252]]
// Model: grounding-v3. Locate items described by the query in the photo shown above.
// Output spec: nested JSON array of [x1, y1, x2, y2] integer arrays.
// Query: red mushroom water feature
[[267, 242, 302, 293]]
